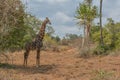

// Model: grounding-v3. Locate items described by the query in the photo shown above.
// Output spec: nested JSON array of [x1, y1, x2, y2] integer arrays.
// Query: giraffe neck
[[38, 21, 47, 40]]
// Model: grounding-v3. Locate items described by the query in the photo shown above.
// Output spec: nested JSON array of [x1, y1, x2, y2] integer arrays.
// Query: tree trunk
[[100, 0, 104, 45], [81, 23, 86, 48]]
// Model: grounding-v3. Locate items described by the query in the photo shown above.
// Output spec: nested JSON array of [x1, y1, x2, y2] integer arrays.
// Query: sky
[[21, 0, 120, 38]]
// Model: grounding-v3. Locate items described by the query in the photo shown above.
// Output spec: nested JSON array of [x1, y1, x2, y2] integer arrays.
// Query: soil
[[0, 48, 120, 80]]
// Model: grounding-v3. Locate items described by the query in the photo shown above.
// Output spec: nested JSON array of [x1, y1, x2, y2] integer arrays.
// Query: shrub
[[93, 44, 110, 55]]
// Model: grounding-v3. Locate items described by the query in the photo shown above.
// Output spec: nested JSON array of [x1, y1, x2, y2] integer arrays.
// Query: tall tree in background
[[100, 0, 104, 45], [75, 0, 98, 48]]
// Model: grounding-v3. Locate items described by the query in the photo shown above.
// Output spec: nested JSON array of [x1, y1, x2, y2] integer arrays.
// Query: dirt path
[[0, 48, 120, 80]]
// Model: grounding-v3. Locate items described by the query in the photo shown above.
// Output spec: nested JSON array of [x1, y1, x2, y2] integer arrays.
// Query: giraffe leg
[[36, 49, 40, 67], [24, 50, 29, 67], [24, 52, 26, 67]]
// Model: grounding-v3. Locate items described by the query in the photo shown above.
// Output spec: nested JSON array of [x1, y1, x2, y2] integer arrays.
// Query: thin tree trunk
[[100, 0, 104, 45], [81, 23, 85, 48], [87, 24, 91, 48], [81, 17, 86, 48]]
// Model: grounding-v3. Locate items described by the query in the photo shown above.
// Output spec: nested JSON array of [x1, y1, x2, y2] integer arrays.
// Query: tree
[[24, 14, 42, 32], [23, 14, 42, 42], [75, 0, 98, 47], [0, 0, 26, 51], [0, 0, 25, 35]]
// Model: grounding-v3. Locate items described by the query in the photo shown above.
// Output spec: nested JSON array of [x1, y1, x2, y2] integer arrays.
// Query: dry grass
[[0, 48, 120, 80]]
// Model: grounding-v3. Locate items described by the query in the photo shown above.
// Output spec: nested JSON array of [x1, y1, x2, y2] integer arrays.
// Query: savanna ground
[[0, 47, 120, 80]]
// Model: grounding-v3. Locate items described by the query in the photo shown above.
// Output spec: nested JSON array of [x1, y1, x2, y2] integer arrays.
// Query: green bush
[[93, 44, 110, 55]]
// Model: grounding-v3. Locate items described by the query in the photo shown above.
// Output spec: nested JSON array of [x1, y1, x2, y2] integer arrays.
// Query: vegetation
[[75, 0, 120, 56], [0, 0, 58, 52], [0, 0, 26, 51], [91, 18, 120, 55], [75, 0, 98, 47], [91, 70, 118, 80]]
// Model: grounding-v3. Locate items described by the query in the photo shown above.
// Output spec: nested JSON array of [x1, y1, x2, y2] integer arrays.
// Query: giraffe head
[[45, 17, 51, 25]]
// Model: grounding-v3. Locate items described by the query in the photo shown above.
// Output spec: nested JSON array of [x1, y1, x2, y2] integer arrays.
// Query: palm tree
[[100, 0, 104, 45]]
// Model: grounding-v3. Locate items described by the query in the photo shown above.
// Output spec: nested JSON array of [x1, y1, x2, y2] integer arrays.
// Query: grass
[[91, 70, 120, 80]]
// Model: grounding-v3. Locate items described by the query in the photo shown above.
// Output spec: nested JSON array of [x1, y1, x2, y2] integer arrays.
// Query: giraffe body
[[24, 17, 51, 67]]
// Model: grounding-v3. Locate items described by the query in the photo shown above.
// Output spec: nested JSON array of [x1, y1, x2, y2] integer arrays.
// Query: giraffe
[[24, 17, 51, 67]]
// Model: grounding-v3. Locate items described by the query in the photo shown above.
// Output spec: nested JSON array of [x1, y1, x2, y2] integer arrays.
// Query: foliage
[[75, 1, 98, 26], [23, 14, 42, 43], [24, 14, 42, 34], [91, 18, 120, 55], [93, 45, 110, 55], [44, 34, 57, 47], [0, 0, 26, 51], [91, 25, 111, 45], [0, 0, 25, 35], [0, 26, 28, 51], [43, 34, 60, 51]]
